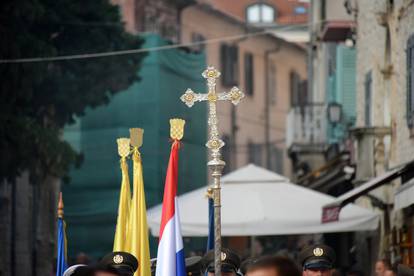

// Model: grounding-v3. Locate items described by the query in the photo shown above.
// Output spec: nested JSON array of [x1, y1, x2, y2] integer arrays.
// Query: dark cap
[[186, 256, 202, 276], [98, 251, 139, 276], [299, 245, 336, 270], [202, 248, 240, 273], [398, 264, 414, 276]]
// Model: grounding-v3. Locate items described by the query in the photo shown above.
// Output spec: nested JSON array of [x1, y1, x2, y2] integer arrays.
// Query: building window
[[364, 71, 372, 127], [246, 3, 276, 24], [269, 64, 277, 104], [299, 80, 308, 106], [270, 146, 284, 174], [407, 34, 414, 127], [248, 142, 263, 166], [191, 33, 205, 52], [222, 135, 231, 174], [290, 71, 301, 107], [220, 44, 239, 87], [244, 52, 254, 96]]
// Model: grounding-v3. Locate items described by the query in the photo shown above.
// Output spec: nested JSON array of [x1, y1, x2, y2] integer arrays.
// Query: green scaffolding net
[[63, 34, 207, 259]]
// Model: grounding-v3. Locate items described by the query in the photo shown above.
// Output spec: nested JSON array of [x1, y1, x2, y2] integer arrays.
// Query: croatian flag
[[155, 141, 186, 276]]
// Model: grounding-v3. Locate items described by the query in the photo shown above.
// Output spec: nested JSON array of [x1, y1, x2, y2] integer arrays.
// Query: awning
[[322, 160, 414, 223], [148, 164, 379, 236]]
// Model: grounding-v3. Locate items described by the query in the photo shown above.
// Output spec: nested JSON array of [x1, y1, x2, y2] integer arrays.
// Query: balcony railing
[[286, 103, 327, 147]]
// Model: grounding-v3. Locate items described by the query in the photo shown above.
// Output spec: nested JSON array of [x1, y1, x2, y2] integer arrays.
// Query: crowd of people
[[63, 244, 414, 276]]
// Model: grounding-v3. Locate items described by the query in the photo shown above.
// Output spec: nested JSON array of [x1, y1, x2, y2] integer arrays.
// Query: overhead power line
[[0, 23, 308, 64]]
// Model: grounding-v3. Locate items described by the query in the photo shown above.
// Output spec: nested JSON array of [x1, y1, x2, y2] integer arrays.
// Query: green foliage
[[0, 0, 146, 183]]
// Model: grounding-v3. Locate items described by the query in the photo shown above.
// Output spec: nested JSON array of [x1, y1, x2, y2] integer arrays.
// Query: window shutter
[[230, 45, 239, 86], [290, 71, 300, 107], [221, 44, 230, 86], [221, 44, 238, 86], [336, 45, 356, 125], [364, 71, 372, 127], [244, 52, 254, 96]]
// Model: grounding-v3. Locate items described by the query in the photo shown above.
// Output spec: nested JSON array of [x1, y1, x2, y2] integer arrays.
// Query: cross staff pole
[[180, 66, 244, 276]]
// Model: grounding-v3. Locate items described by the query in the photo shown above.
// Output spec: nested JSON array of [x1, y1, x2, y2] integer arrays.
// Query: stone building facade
[[355, 0, 414, 177], [352, 0, 414, 267]]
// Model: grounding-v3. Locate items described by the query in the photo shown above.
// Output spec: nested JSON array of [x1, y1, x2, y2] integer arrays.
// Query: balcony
[[286, 103, 328, 151]]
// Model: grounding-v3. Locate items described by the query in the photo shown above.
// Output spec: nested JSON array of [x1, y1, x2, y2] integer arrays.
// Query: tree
[[0, 0, 146, 184]]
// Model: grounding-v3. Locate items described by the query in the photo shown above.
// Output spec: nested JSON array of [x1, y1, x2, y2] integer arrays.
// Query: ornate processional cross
[[180, 66, 244, 276]]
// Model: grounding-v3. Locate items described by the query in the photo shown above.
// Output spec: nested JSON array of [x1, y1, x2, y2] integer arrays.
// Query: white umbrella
[[147, 164, 379, 237]]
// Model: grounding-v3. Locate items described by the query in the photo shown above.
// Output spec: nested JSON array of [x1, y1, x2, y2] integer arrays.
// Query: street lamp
[[327, 102, 342, 126]]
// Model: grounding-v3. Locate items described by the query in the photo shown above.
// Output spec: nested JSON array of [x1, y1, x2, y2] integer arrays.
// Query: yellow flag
[[113, 157, 132, 251], [126, 148, 151, 276]]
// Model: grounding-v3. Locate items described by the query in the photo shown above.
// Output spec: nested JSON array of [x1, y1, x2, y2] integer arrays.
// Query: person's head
[[242, 255, 301, 276], [76, 253, 91, 265], [97, 252, 139, 276], [202, 248, 241, 276], [375, 259, 391, 276], [298, 245, 336, 276]]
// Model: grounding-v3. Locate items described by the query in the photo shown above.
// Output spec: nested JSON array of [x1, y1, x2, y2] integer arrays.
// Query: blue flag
[[206, 198, 214, 251], [56, 217, 67, 276]]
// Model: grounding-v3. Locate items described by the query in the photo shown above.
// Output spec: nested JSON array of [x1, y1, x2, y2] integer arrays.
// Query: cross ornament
[[180, 66, 244, 276], [180, 66, 244, 156]]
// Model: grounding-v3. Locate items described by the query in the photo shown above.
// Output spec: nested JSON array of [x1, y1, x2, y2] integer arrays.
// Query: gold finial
[[170, 118, 185, 140], [58, 192, 64, 218], [117, 138, 131, 158], [205, 187, 213, 199], [129, 128, 144, 148]]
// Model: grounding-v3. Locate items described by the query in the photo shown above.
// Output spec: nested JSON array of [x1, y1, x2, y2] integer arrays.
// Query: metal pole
[[207, 102, 225, 276], [210, 164, 224, 276], [180, 67, 244, 276]]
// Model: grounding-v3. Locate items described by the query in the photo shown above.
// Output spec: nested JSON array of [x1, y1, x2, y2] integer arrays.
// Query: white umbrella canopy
[[147, 164, 379, 237]]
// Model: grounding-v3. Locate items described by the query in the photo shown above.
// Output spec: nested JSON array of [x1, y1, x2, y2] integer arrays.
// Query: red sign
[[322, 206, 341, 223]]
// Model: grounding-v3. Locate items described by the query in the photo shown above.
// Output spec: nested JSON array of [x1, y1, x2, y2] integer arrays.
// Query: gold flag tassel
[[127, 128, 151, 276], [113, 138, 132, 251]]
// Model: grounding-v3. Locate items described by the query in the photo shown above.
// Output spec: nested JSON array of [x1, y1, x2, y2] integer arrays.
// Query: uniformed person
[[298, 244, 336, 276], [201, 248, 241, 276], [95, 251, 139, 276]]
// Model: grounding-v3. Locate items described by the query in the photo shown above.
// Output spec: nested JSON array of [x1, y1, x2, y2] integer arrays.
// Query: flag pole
[[56, 192, 67, 276], [58, 192, 64, 219], [113, 137, 132, 251], [154, 118, 186, 276]]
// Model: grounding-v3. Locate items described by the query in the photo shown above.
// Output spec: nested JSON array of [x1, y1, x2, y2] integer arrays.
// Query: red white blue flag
[[155, 141, 186, 276]]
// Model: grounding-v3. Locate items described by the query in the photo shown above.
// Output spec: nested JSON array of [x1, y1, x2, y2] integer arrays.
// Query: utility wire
[[0, 23, 308, 64]]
